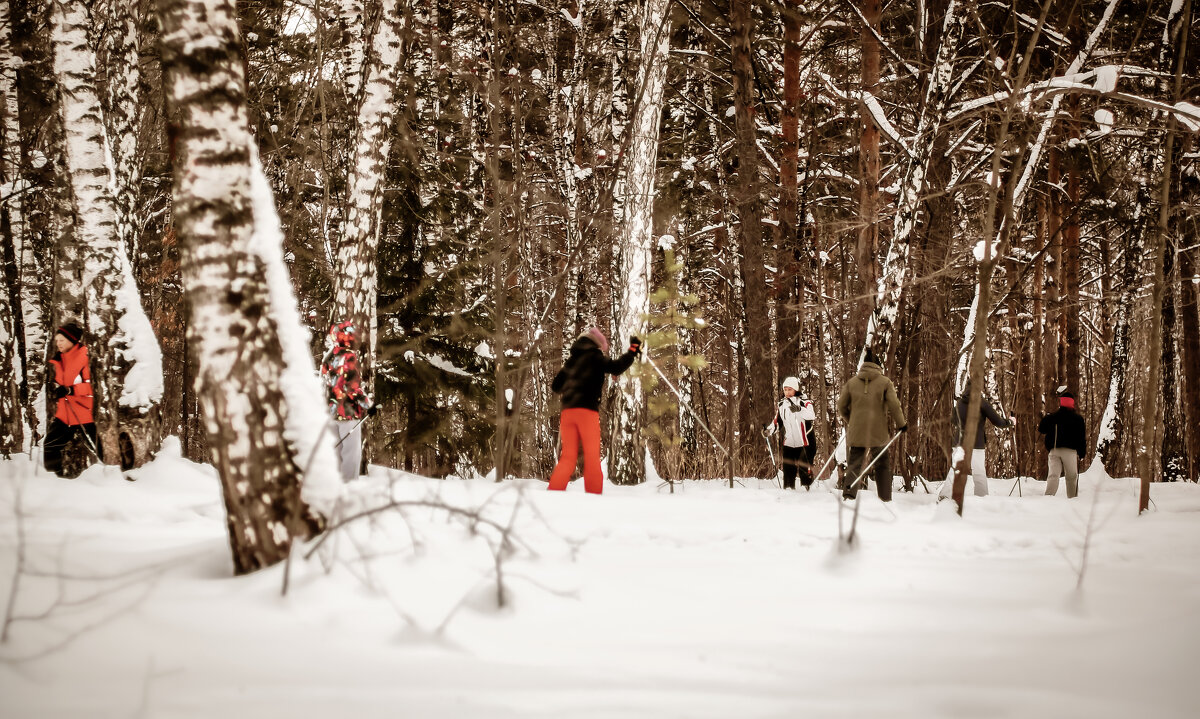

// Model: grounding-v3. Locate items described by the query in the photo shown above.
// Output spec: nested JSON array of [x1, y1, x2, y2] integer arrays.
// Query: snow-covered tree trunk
[[52, 0, 164, 469], [1095, 181, 1151, 471], [730, 0, 773, 470], [333, 0, 407, 396], [861, 0, 966, 365], [608, 0, 669, 486], [157, 0, 324, 574], [0, 0, 25, 454], [97, 0, 142, 260], [0, 246, 19, 454]]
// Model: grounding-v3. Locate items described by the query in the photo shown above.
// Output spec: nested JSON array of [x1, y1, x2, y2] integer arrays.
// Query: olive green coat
[[836, 362, 906, 447]]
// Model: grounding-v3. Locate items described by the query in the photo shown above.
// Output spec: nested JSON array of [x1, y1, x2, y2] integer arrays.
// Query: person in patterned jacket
[[321, 321, 374, 480]]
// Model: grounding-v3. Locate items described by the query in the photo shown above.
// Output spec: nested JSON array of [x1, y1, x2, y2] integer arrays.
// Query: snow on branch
[[859, 91, 913, 159]]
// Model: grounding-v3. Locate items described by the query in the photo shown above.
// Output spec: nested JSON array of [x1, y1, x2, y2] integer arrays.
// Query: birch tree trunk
[[0, 246, 18, 454], [1095, 170, 1151, 472], [608, 0, 670, 486], [157, 0, 321, 574], [52, 0, 163, 469], [0, 0, 24, 454], [333, 0, 407, 397], [731, 0, 773, 471], [860, 0, 966, 364]]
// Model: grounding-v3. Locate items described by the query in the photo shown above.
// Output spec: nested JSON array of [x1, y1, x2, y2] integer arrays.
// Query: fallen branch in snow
[[296, 480, 549, 620]]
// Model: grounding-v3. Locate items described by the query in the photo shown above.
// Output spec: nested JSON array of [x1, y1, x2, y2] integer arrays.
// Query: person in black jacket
[[938, 382, 1014, 498], [547, 327, 639, 494], [1037, 390, 1087, 498]]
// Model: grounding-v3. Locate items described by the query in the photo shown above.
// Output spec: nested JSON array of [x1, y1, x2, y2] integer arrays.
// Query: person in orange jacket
[[44, 322, 101, 476]]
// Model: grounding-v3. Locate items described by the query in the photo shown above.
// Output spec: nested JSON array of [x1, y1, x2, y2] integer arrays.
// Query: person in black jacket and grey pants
[[1037, 390, 1087, 498]]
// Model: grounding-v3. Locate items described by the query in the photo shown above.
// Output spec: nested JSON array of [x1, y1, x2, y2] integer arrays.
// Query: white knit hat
[[782, 376, 800, 392]]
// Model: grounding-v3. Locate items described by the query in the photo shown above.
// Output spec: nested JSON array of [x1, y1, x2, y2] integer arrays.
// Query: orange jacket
[[49, 343, 94, 425]]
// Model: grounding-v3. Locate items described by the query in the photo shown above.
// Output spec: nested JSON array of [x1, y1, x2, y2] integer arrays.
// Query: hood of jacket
[[855, 362, 884, 382]]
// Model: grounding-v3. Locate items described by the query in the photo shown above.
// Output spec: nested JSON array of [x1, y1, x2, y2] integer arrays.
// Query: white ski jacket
[[777, 397, 816, 448]]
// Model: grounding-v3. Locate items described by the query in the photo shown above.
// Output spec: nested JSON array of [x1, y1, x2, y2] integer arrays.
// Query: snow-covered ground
[[2, 438, 1198, 719]]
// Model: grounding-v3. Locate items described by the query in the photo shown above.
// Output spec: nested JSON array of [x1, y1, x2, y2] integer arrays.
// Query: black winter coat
[[551, 337, 636, 411], [955, 393, 1012, 450], [1037, 408, 1087, 459]]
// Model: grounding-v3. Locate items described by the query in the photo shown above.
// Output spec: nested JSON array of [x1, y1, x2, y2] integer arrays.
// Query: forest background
[[1, 0, 1198, 546]]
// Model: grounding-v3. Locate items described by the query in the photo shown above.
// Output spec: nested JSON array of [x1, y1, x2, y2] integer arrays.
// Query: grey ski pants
[[335, 420, 362, 481], [1044, 448, 1078, 498]]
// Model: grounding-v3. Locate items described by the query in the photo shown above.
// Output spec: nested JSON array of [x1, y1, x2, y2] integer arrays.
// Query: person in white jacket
[[768, 377, 818, 489]]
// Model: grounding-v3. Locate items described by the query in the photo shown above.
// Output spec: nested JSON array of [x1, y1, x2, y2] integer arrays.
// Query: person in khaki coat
[[836, 348, 907, 501]]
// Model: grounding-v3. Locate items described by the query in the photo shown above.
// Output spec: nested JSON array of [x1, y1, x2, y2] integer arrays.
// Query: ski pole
[[61, 399, 104, 466], [762, 427, 777, 468], [843, 429, 904, 494], [334, 405, 375, 448], [644, 354, 730, 459]]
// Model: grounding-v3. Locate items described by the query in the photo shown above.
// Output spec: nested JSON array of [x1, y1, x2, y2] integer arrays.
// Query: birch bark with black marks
[[51, 0, 164, 469], [0, 0, 24, 454], [333, 0, 407, 399], [157, 0, 320, 574], [608, 0, 670, 487]]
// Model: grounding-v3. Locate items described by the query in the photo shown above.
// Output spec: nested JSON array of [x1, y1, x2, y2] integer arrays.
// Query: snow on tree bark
[[1095, 174, 1151, 471], [861, 0, 966, 367], [0, 0, 25, 453], [51, 0, 164, 469], [608, 0, 670, 487], [96, 0, 142, 260], [333, 0, 407, 394], [157, 0, 322, 574]]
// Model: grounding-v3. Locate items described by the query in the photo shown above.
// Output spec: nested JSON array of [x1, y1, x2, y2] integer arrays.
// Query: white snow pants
[[335, 420, 362, 481], [939, 449, 989, 498], [1044, 448, 1078, 498]]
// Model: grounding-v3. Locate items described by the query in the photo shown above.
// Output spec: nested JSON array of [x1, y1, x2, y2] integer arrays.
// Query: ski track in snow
[[1, 441, 1198, 718]]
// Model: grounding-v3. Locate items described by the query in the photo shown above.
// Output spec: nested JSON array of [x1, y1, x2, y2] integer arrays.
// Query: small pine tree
[[643, 237, 708, 482]]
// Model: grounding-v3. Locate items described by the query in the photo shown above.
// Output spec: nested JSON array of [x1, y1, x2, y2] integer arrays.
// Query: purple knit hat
[[584, 326, 609, 353]]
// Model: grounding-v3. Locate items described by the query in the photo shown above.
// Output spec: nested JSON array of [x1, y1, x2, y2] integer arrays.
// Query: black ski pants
[[781, 444, 816, 489], [844, 445, 891, 501], [43, 418, 100, 477]]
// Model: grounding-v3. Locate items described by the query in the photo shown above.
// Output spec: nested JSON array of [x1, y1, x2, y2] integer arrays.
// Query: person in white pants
[[940, 383, 1014, 498]]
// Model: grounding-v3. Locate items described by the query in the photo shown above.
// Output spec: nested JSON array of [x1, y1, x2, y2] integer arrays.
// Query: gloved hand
[[763, 422, 776, 436], [629, 336, 642, 354], [1008, 414, 1016, 428], [897, 424, 908, 433], [53, 384, 72, 400], [366, 403, 378, 417]]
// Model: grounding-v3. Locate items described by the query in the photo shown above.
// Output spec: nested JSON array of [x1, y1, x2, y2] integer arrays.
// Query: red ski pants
[[548, 408, 604, 494]]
